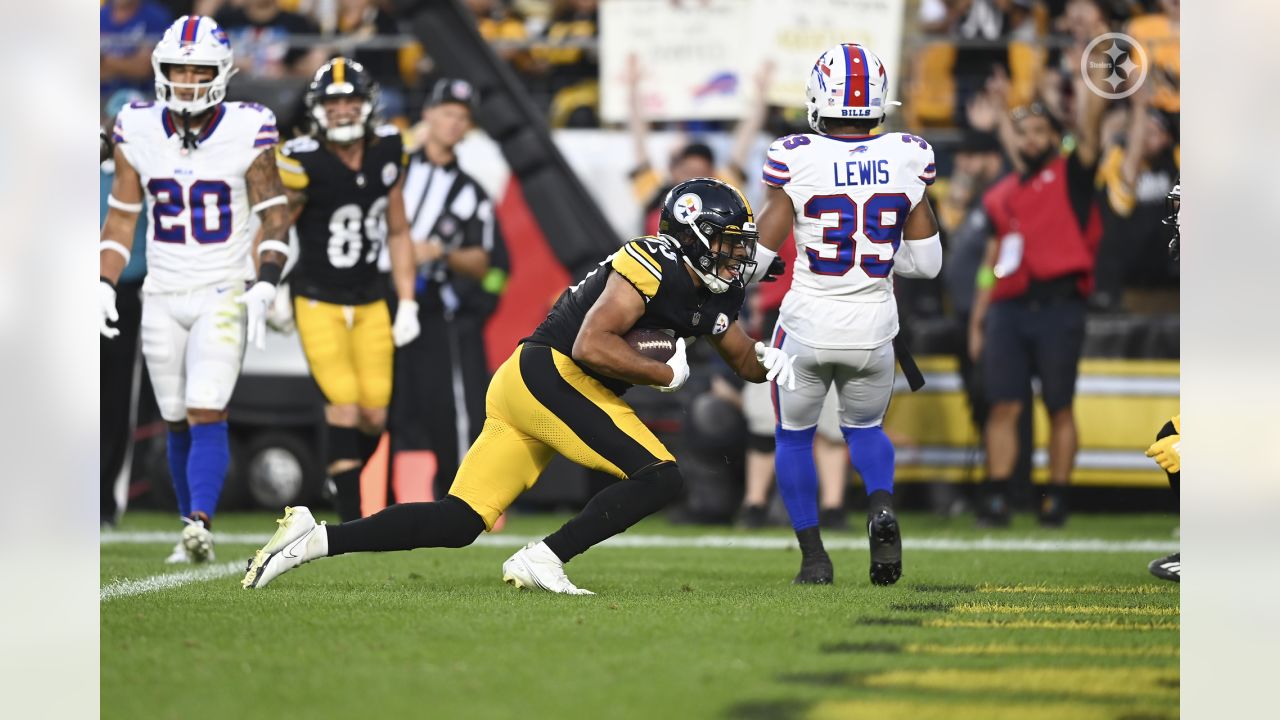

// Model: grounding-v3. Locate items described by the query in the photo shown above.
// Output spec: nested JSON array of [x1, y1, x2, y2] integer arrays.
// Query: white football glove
[[657, 337, 690, 393], [237, 281, 277, 350], [265, 282, 295, 335], [99, 281, 120, 339], [392, 299, 421, 347], [755, 341, 797, 391]]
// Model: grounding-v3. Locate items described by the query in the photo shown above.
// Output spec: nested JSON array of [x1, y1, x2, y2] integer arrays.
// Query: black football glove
[[759, 254, 786, 282]]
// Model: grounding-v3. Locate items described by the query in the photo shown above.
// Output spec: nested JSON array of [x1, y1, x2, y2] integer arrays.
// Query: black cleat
[[1038, 489, 1069, 528], [738, 504, 769, 530], [793, 552, 834, 585], [867, 509, 902, 585], [1148, 552, 1180, 582], [975, 493, 1011, 529]]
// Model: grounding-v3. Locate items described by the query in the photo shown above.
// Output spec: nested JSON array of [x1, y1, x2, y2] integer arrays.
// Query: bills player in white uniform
[[752, 44, 942, 586], [98, 16, 292, 562]]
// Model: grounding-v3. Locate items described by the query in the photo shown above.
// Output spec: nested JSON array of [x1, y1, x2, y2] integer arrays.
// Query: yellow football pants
[[449, 343, 676, 530], [293, 297, 393, 409]]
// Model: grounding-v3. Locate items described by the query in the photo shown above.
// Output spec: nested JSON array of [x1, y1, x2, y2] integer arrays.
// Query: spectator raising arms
[[968, 52, 1108, 528]]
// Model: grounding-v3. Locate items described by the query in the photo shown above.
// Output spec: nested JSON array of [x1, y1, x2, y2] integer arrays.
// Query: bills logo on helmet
[[674, 193, 702, 225]]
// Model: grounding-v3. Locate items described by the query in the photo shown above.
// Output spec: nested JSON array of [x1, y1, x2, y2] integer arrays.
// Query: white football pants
[[770, 326, 896, 432], [140, 283, 247, 422]]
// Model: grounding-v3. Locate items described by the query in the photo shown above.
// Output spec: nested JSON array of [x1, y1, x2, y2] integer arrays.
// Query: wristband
[[748, 244, 778, 283], [258, 261, 284, 286], [107, 195, 143, 213], [258, 239, 291, 260], [976, 267, 996, 290], [251, 195, 288, 214], [100, 240, 131, 264]]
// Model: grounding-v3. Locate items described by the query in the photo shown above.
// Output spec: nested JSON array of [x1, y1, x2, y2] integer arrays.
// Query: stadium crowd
[[101, 0, 1179, 527]]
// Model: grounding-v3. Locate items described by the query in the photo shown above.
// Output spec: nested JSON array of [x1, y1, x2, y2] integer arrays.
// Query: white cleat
[[502, 541, 595, 595], [242, 506, 327, 589], [164, 540, 190, 564], [181, 517, 216, 563]]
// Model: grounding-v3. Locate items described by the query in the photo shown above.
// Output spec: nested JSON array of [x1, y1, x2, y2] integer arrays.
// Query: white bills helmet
[[805, 43, 892, 134], [151, 16, 236, 115]]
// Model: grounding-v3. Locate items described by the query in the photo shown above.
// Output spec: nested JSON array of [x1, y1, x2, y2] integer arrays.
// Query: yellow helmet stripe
[[725, 181, 753, 222], [333, 58, 345, 85]]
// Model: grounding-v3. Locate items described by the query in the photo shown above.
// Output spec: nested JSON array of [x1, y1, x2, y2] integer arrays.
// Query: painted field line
[[100, 561, 243, 602], [101, 531, 1176, 554], [978, 583, 1178, 594], [926, 617, 1177, 632], [951, 603, 1180, 616], [903, 643, 1179, 658]]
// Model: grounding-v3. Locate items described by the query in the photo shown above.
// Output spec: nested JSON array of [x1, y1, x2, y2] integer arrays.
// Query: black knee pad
[[1156, 420, 1177, 441], [437, 496, 486, 548], [327, 424, 362, 465], [631, 462, 685, 505]]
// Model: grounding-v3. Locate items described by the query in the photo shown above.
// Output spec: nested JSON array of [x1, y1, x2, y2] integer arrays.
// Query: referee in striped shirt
[[390, 79, 509, 501]]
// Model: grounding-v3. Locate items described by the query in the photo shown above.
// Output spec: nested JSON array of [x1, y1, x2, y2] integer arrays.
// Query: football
[[623, 328, 677, 362]]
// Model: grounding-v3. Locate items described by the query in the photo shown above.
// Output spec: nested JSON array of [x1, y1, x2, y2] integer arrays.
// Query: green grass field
[[101, 511, 1179, 720]]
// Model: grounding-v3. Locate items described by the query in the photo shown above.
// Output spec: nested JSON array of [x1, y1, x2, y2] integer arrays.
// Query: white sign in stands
[[755, 0, 906, 110], [599, 0, 905, 123], [599, 0, 754, 123]]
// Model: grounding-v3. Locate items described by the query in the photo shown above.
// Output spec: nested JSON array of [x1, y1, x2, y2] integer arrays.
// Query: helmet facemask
[[311, 94, 374, 144], [155, 62, 233, 116], [683, 219, 759, 294]]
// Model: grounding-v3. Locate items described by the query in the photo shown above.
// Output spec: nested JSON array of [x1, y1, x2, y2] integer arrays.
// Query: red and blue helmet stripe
[[841, 44, 871, 108], [180, 16, 200, 45]]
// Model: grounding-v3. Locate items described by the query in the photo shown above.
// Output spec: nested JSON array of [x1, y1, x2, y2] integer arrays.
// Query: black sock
[[983, 478, 1011, 502], [867, 489, 894, 515], [358, 431, 380, 464], [544, 463, 683, 563], [326, 495, 484, 556], [1168, 471, 1179, 495], [332, 467, 363, 523], [796, 526, 828, 560]]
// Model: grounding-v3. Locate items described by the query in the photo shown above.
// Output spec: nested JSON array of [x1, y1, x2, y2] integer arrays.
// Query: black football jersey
[[526, 235, 746, 395], [277, 126, 407, 305]]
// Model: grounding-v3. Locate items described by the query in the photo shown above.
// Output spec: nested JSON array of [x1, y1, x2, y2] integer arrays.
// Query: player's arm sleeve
[[609, 240, 664, 302], [275, 145, 309, 190], [762, 139, 792, 189], [254, 109, 280, 150], [913, 139, 937, 195]]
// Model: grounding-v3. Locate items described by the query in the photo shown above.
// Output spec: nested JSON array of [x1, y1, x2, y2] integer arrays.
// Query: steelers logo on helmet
[[658, 178, 759, 295], [674, 193, 703, 225]]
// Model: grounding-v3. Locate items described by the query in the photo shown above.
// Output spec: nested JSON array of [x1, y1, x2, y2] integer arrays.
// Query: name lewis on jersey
[[832, 158, 890, 188]]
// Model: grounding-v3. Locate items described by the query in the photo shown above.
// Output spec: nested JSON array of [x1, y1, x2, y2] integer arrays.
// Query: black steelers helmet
[[658, 178, 759, 293], [1164, 181, 1180, 260], [306, 57, 379, 144]]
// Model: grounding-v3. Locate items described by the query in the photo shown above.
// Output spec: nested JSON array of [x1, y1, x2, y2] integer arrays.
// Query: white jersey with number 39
[[114, 100, 279, 294], [764, 131, 935, 349]]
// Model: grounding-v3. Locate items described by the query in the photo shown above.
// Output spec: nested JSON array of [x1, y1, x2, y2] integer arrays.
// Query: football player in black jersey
[[275, 58, 419, 522], [245, 178, 798, 593]]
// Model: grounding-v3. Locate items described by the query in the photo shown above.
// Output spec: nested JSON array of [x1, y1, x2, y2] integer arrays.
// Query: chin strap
[[178, 110, 199, 152]]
